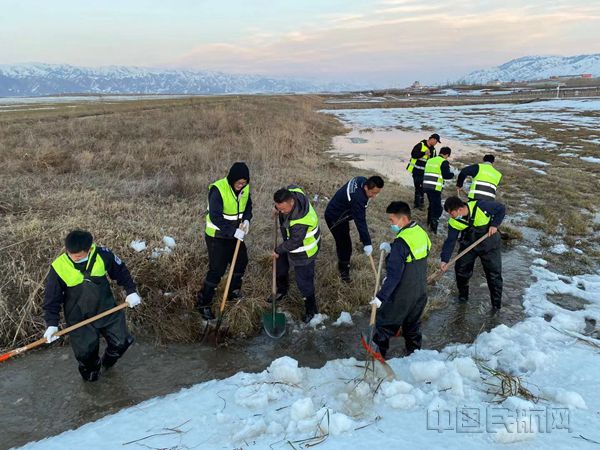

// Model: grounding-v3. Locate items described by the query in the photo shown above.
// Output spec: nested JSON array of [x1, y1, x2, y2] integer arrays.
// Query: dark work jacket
[[440, 200, 506, 263], [375, 223, 428, 326], [324, 176, 371, 245], [456, 163, 480, 188], [44, 247, 137, 327], [411, 140, 437, 162], [275, 186, 318, 266], [208, 186, 253, 239]]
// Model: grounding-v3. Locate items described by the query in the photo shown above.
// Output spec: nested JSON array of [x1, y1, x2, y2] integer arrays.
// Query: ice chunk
[[332, 311, 353, 326], [533, 258, 548, 266], [550, 244, 568, 254], [291, 397, 314, 421], [387, 394, 416, 409], [129, 240, 146, 252], [410, 360, 446, 382], [268, 356, 303, 384], [163, 236, 176, 249], [308, 313, 329, 328]]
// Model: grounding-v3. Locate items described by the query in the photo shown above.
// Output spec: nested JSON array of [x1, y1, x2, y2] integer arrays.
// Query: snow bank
[[19, 265, 600, 449]]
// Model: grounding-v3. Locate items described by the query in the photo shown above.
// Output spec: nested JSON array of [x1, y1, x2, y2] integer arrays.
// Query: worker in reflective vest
[[440, 196, 505, 310], [456, 154, 503, 200], [423, 146, 454, 234], [370, 201, 431, 358], [272, 186, 321, 323], [407, 133, 440, 209], [43, 230, 141, 381], [198, 162, 252, 321]]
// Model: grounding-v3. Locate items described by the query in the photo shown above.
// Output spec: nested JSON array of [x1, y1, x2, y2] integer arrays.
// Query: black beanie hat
[[227, 162, 250, 188]]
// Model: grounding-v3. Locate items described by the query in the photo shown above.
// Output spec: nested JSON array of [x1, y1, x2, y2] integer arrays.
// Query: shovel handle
[[0, 302, 129, 363], [218, 238, 242, 314], [427, 233, 490, 284]]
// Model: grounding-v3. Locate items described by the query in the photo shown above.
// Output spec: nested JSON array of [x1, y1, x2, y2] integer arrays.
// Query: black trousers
[[425, 190, 443, 224], [325, 216, 352, 266], [412, 172, 425, 208], [276, 253, 315, 298], [199, 236, 248, 306], [373, 293, 427, 357], [454, 233, 503, 306]]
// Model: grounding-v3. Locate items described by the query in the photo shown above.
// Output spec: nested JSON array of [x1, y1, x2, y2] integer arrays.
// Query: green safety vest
[[468, 163, 502, 200], [51, 244, 106, 287], [287, 187, 320, 259], [205, 177, 250, 238], [407, 141, 434, 173], [448, 201, 491, 231], [423, 156, 446, 192], [396, 223, 431, 262]]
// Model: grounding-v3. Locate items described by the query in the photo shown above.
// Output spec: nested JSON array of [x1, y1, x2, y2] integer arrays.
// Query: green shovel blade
[[262, 304, 286, 339]]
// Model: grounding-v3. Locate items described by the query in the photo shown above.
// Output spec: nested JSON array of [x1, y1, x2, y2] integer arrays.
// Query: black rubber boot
[[78, 358, 102, 382], [197, 282, 217, 320], [337, 261, 351, 284], [228, 274, 244, 301], [228, 289, 243, 302], [429, 219, 439, 235], [267, 291, 286, 304], [457, 280, 469, 302], [303, 295, 318, 323], [102, 335, 135, 371]]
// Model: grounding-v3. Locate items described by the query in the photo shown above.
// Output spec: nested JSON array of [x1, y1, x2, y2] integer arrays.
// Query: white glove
[[234, 228, 246, 241], [43, 326, 59, 344], [241, 220, 250, 234], [126, 292, 142, 308], [379, 242, 391, 253], [363, 245, 373, 256], [369, 297, 382, 309]]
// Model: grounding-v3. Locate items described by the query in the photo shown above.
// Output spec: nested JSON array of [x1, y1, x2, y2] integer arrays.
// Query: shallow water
[[1, 244, 528, 449]]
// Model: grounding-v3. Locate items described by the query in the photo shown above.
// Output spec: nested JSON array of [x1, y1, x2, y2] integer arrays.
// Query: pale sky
[[1, 0, 599, 86]]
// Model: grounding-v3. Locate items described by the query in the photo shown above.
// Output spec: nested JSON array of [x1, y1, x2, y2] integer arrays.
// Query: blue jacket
[[325, 177, 372, 246]]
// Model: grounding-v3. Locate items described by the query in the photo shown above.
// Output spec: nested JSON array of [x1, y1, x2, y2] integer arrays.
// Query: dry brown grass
[[0, 95, 413, 349]]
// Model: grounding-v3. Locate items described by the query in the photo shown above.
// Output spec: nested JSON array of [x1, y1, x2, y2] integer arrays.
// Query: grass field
[[0, 95, 419, 349]]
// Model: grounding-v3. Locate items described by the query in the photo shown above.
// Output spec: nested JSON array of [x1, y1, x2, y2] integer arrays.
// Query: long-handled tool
[[200, 238, 242, 346], [360, 250, 395, 379], [427, 233, 490, 284], [0, 302, 128, 363], [262, 216, 286, 338]]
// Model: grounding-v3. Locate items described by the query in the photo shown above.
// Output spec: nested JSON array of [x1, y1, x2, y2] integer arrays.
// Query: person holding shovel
[[42, 230, 141, 382], [440, 196, 505, 309], [369, 201, 430, 358], [272, 186, 321, 323], [197, 162, 252, 321], [325, 175, 384, 283]]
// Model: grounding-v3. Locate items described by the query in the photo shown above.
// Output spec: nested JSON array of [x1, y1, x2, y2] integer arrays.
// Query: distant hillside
[[459, 54, 600, 84], [0, 63, 357, 96]]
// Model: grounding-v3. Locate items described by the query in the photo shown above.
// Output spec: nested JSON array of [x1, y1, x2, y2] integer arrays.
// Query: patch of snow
[[332, 312, 353, 327], [307, 313, 329, 328], [580, 156, 600, 164], [523, 159, 550, 166], [129, 240, 146, 252], [549, 244, 569, 254], [162, 236, 176, 249]]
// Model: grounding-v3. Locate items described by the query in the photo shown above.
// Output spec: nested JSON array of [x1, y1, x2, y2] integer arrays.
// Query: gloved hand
[[234, 228, 246, 241], [363, 245, 373, 256], [379, 242, 391, 253], [369, 297, 382, 309], [126, 292, 142, 308], [43, 326, 59, 344], [241, 220, 250, 234]]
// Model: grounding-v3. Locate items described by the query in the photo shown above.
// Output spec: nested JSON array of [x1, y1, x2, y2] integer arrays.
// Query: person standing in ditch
[[197, 162, 252, 321], [456, 154, 503, 200], [369, 201, 430, 358], [439, 196, 505, 310], [407, 133, 440, 209], [272, 185, 321, 323], [42, 230, 142, 381], [423, 147, 454, 234], [324, 175, 384, 283]]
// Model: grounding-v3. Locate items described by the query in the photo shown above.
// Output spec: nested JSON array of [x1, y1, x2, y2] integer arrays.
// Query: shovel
[[263, 216, 286, 338]]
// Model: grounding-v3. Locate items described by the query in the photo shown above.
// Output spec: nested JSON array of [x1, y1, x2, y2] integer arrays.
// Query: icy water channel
[[1, 244, 530, 449]]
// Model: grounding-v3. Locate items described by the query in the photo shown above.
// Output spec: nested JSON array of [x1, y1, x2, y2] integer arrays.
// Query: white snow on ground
[[528, 168, 546, 175], [308, 313, 329, 328], [129, 240, 146, 252], [162, 235, 176, 249], [580, 156, 600, 164], [550, 244, 569, 255], [322, 99, 600, 153], [332, 312, 353, 327], [523, 159, 550, 166], [150, 236, 177, 258], [18, 264, 600, 449]]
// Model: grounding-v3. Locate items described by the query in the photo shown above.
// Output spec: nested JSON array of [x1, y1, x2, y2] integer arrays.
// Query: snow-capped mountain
[[459, 54, 600, 84], [0, 63, 357, 96]]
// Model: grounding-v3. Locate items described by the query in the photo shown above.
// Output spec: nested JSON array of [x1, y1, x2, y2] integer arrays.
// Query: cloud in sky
[[2, 0, 600, 87]]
